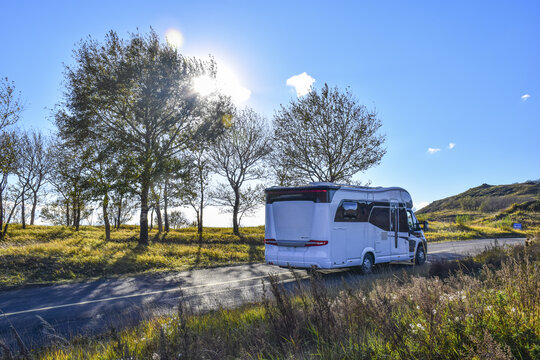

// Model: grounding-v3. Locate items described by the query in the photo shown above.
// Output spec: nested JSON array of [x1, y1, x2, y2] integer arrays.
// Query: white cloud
[[286, 72, 315, 97], [521, 94, 531, 101], [427, 148, 441, 154], [449, 142, 456, 150]]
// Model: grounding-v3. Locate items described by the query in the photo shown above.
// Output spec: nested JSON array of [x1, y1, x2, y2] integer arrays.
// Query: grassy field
[[417, 201, 540, 242], [1, 194, 538, 289], [26, 237, 539, 359], [0, 225, 265, 289]]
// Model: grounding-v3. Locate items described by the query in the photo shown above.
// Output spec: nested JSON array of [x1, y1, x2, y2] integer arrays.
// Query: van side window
[[334, 201, 370, 222], [407, 210, 415, 231], [369, 207, 390, 231], [399, 208, 408, 232]]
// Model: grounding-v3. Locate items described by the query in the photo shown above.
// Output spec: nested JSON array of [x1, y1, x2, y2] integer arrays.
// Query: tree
[[85, 140, 119, 241], [57, 30, 229, 245], [168, 210, 189, 229], [14, 130, 52, 226], [272, 84, 386, 185], [211, 183, 265, 227], [0, 77, 23, 237], [180, 144, 213, 236], [210, 108, 272, 235], [47, 141, 92, 230]]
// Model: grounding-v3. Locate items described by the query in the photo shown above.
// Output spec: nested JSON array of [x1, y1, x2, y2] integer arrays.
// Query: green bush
[[455, 214, 471, 225], [494, 216, 513, 230]]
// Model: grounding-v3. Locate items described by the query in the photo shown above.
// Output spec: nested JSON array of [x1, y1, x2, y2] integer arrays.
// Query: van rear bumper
[[265, 245, 332, 269]]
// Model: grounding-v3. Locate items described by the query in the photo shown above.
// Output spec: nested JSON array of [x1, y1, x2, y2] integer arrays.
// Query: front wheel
[[361, 253, 374, 274], [415, 245, 426, 265]]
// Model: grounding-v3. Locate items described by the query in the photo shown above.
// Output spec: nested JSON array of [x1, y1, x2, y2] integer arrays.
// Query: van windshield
[[266, 189, 331, 204]]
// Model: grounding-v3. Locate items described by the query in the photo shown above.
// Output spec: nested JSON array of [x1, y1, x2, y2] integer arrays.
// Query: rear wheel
[[361, 253, 374, 274], [415, 245, 426, 265]]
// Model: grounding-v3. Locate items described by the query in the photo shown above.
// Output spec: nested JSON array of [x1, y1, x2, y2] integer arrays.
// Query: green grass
[[417, 203, 539, 242], [0, 225, 265, 289], [1, 197, 538, 288], [31, 238, 540, 360]]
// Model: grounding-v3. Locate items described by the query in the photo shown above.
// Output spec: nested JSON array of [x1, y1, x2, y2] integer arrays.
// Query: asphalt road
[[0, 237, 525, 351]]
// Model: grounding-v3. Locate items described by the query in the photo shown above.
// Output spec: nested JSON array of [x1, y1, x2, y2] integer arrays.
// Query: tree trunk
[[139, 185, 150, 246], [156, 202, 163, 234], [30, 191, 38, 225], [21, 187, 26, 229], [198, 169, 204, 236], [72, 198, 77, 227], [232, 187, 240, 236], [75, 201, 81, 231], [164, 180, 169, 233], [198, 192, 204, 235], [0, 191, 4, 234], [116, 196, 122, 230], [66, 201, 70, 226], [2, 193, 22, 239], [103, 193, 110, 241]]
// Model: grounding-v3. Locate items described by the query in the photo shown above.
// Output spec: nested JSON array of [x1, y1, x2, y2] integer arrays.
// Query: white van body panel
[[264, 183, 427, 269]]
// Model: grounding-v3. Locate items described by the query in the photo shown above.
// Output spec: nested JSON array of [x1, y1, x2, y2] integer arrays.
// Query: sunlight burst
[[165, 28, 184, 49], [192, 63, 251, 105]]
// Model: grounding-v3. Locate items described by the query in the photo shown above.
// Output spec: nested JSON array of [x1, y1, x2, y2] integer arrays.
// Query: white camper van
[[264, 183, 427, 272]]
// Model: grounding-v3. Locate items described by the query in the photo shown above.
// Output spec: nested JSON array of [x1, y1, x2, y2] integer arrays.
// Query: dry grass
[[18, 237, 539, 360], [0, 225, 265, 289], [417, 207, 539, 242]]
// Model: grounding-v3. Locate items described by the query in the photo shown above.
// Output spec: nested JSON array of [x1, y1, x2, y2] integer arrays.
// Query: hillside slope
[[415, 181, 539, 242], [417, 181, 540, 214]]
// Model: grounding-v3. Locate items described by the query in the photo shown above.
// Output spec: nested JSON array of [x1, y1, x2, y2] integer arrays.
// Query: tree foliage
[[57, 29, 230, 244], [272, 84, 386, 185], [0, 77, 23, 132]]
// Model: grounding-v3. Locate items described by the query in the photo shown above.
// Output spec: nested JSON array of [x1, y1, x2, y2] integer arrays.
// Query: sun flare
[[165, 28, 184, 49], [192, 62, 251, 105]]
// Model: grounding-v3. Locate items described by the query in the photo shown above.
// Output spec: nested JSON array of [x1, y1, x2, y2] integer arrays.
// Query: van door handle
[[333, 227, 346, 230]]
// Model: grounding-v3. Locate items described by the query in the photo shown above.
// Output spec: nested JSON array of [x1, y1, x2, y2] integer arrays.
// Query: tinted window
[[266, 190, 329, 204], [369, 207, 390, 231], [335, 201, 370, 222], [399, 208, 408, 232]]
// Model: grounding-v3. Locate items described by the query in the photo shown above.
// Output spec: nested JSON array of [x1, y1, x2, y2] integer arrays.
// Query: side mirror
[[421, 221, 429, 231]]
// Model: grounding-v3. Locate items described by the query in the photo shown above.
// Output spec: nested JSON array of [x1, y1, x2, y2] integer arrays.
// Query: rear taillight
[[304, 240, 328, 247], [264, 238, 278, 245]]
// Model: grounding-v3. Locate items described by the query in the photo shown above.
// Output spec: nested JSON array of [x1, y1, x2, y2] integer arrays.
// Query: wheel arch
[[362, 247, 376, 263]]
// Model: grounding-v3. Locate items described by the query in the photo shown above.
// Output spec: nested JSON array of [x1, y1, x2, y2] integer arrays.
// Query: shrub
[[494, 216, 513, 230], [455, 214, 471, 225]]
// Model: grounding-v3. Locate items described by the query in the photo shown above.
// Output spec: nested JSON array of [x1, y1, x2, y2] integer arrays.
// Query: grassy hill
[[417, 180, 540, 215], [416, 181, 540, 242]]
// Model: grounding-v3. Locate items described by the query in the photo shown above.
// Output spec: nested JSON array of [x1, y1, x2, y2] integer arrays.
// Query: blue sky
[[1, 1, 539, 224]]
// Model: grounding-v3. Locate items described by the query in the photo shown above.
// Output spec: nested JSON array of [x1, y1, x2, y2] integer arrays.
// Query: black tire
[[361, 253, 374, 274], [415, 245, 426, 265]]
